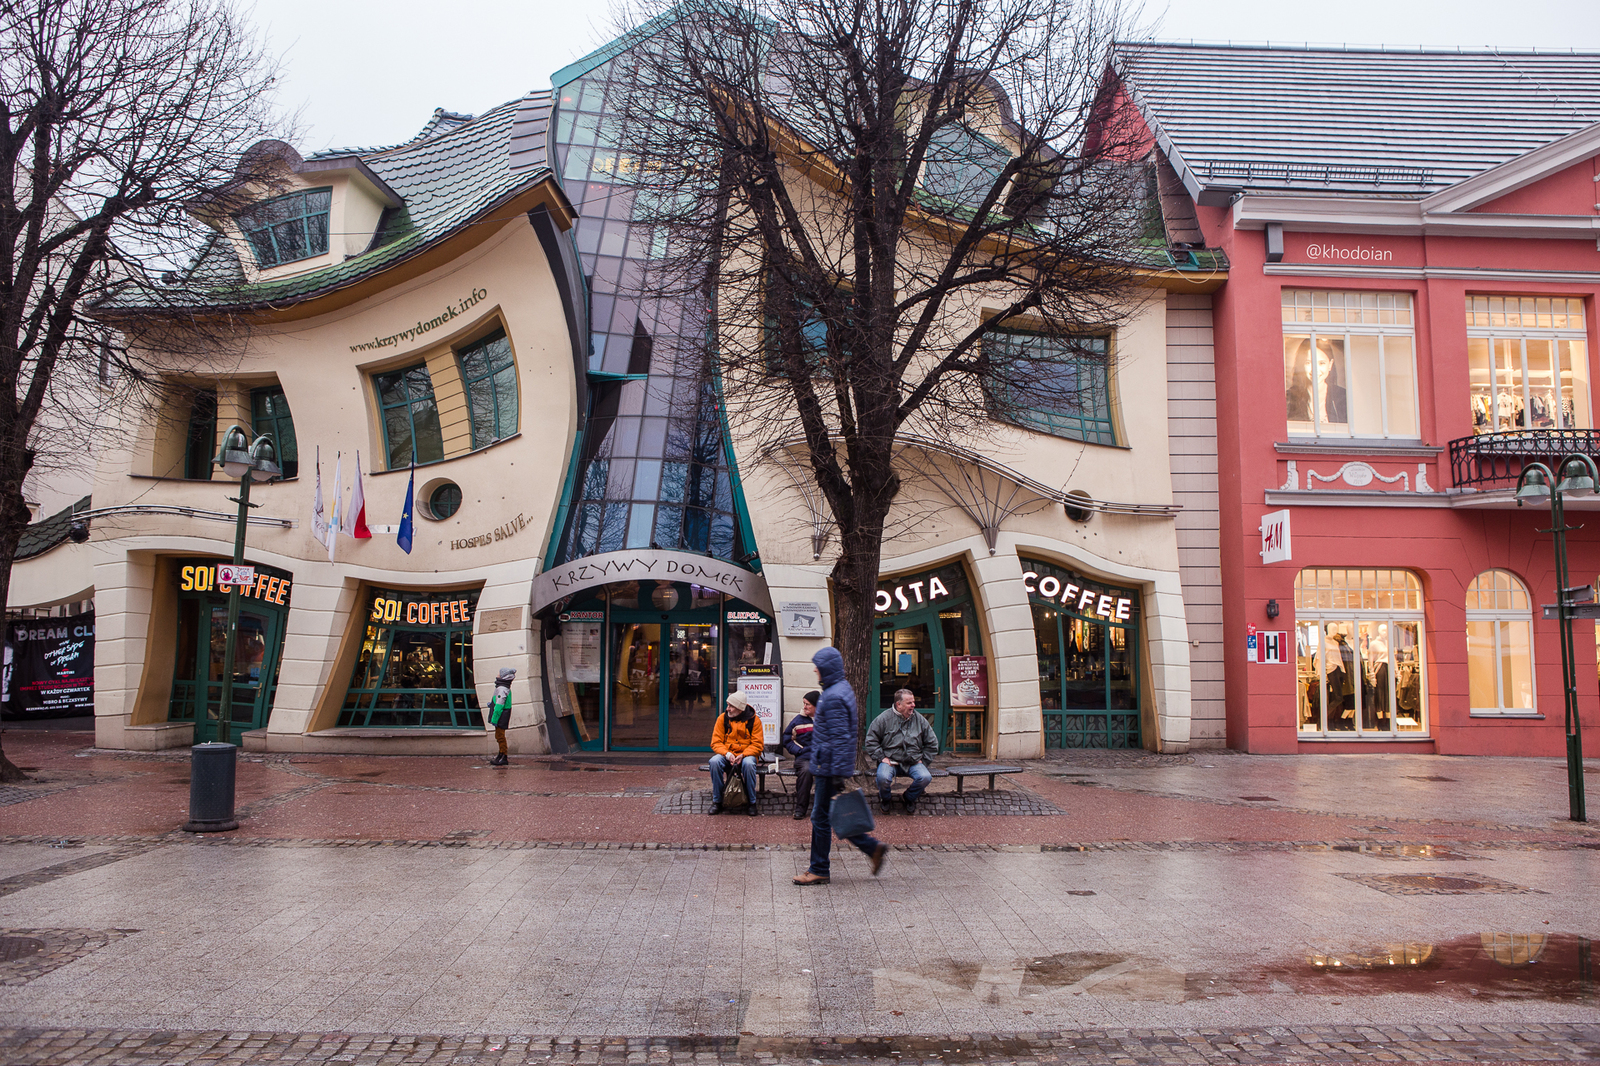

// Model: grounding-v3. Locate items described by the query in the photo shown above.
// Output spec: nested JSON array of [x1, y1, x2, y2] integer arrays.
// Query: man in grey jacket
[[865, 689, 940, 814]]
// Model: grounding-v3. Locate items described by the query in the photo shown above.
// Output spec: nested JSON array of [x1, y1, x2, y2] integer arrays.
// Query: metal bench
[[947, 763, 1024, 792]]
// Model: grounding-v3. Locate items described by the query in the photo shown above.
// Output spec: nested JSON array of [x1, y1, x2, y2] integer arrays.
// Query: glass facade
[[1282, 289, 1417, 439], [549, 59, 750, 565], [375, 363, 444, 469], [1466, 569, 1535, 714], [238, 187, 331, 268], [1023, 557, 1141, 748], [1294, 569, 1426, 737], [982, 330, 1116, 445], [458, 329, 519, 449], [339, 587, 482, 728], [1467, 296, 1589, 434], [251, 386, 299, 479]]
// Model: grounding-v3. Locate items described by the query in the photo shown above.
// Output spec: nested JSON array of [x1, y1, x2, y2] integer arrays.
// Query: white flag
[[328, 452, 342, 563], [311, 446, 329, 549]]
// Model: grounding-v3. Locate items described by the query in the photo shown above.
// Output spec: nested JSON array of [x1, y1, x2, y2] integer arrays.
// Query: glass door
[[608, 615, 720, 750], [874, 619, 946, 748], [610, 622, 661, 748], [175, 604, 280, 744], [666, 623, 719, 748]]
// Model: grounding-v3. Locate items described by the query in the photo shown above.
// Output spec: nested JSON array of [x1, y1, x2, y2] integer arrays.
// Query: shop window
[[250, 386, 299, 479], [339, 588, 482, 729], [764, 280, 839, 379], [982, 330, 1116, 445], [237, 187, 331, 268], [1283, 289, 1417, 439], [1023, 558, 1141, 749], [1466, 569, 1535, 714], [183, 389, 218, 480], [1293, 569, 1425, 737], [1467, 296, 1589, 435], [375, 363, 444, 469], [458, 329, 518, 448]]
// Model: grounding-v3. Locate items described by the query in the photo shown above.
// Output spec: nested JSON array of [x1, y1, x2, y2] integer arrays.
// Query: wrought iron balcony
[[1448, 429, 1600, 491]]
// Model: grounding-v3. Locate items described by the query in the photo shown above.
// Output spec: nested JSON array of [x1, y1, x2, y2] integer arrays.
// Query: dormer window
[[238, 187, 332, 268]]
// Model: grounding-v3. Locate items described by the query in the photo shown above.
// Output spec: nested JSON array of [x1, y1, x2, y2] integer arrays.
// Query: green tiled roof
[[103, 93, 554, 314], [18, 496, 90, 561]]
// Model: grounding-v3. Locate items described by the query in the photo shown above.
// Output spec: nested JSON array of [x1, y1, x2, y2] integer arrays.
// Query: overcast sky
[[244, 0, 1600, 152]]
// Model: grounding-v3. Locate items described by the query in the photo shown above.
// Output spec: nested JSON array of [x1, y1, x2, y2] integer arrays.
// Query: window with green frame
[[183, 389, 218, 480], [250, 386, 299, 479], [375, 363, 444, 469], [339, 587, 482, 729], [1023, 557, 1140, 749], [983, 329, 1116, 445], [458, 329, 518, 448], [237, 187, 331, 268]]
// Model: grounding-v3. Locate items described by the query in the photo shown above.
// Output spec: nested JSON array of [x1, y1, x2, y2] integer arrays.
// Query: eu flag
[[396, 462, 415, 554]]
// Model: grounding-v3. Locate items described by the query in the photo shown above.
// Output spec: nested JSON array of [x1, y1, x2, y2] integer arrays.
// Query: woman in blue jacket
[[795, 646, 887, 885]]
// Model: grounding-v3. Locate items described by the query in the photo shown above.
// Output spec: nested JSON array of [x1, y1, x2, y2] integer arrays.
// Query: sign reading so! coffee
[[369, 593, 476, 628]]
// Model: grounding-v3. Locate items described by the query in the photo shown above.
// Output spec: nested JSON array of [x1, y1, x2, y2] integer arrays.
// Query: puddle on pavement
[[1297, 842, 1478, 860], [875, 933, 1593, 1010]]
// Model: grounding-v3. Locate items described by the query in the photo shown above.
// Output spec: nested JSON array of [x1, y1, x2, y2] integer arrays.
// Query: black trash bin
[[183, 742, 239, 832]]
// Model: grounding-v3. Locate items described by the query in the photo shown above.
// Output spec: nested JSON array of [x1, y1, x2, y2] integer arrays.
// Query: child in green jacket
[[488, 667, 515, 766]]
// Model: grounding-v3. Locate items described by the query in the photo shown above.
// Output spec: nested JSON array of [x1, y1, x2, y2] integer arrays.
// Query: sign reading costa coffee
[[874, 561, 970, 616]]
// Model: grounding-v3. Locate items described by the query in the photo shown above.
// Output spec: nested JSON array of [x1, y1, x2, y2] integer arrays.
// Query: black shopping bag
[[829, 787, 875, 838]]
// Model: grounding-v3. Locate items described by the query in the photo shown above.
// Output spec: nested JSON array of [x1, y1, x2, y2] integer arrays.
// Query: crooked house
[[8, 30, 1227, 759]]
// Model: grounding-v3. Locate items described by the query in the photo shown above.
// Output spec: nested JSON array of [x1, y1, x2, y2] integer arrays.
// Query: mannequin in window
[[1472, 394, 1491, 434], [1496, 389, 1521, 431], [1529, 392, 1555, 428], [1285, 342, 1313, 423], [1319, 350, 1347, 426], [1324, 622, 1357, 729], [1362, 624, 1390, 729]]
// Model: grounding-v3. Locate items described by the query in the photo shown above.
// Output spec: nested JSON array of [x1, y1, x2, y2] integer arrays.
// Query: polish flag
[[346, 451, 371, 539]]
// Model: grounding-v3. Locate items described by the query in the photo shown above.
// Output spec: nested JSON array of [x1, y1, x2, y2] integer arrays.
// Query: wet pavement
[[0, 728, 1596, 1062]]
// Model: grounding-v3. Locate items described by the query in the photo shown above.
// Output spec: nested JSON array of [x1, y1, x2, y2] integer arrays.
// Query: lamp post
[[1515, 452, 1597, 823], [184, 425, 279, 834]]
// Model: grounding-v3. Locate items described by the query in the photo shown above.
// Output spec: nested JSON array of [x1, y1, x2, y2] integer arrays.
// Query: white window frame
[[1283, 289, 1419, 440], [1465, 569, 1538, 717], [1294, 568, 1428, 739], [1466, 295, 1590, 436]]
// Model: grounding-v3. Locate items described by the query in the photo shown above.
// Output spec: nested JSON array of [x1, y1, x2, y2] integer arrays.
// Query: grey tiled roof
[[17, 496, 90, 561], [105, 92, 554, 312], [1112, 43, 1600, 197]]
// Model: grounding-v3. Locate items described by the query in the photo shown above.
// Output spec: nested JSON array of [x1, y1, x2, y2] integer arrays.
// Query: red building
[[1111, 44, 1600, 754]]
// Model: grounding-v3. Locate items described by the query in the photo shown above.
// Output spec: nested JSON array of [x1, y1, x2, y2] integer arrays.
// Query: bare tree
[[0, 0, 286, 780], [605, 0, 1154, 734]]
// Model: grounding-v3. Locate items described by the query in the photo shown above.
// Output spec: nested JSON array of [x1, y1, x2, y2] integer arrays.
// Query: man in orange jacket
[[709, 691, 764, 816]]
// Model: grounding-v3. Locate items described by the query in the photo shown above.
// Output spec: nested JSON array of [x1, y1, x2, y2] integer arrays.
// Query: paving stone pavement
[[0, 733, 1597, 1062]]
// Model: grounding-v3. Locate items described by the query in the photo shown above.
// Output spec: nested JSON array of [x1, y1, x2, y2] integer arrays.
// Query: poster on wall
[[738, 665, 782, 744], [4, 612, 94, 719], [561, 614, 603, 684], [948, 655, 988, 707]]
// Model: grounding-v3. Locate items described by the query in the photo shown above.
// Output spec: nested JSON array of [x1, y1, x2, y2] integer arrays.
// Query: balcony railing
[[1448, 429, 1600, 491]]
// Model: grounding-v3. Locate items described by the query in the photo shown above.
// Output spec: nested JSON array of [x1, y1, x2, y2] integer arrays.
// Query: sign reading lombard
[[531, 549, 774, 614]]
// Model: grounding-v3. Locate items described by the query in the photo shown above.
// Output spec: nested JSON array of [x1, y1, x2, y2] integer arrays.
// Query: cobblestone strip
[[654, 786, 1064, 816], [1, 833, 1598, 855], [0, 928, 136, 986], [0, 1025, 1596, 1065], [0, 845, 158, 900]]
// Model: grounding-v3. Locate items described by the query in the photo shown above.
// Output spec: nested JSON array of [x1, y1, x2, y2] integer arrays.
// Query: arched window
[[1293, 569, 1426, 736], [1466, 570, 1535, 714]]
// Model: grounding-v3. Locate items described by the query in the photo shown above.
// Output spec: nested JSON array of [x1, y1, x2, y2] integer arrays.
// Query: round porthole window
[[425, 481, 462, 520]]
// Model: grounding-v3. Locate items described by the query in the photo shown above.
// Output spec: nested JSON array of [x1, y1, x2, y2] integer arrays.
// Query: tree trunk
[[0, 476, 33, 783]]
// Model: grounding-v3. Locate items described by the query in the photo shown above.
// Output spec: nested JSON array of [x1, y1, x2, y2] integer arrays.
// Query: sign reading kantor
[[531, 549, 774, 613]]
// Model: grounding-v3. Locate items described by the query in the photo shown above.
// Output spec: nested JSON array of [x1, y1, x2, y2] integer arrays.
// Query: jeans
[[809, 774, 881, 877], [709, 754, 759, 805], [792, 758, 814, 815], [876, 760, 932, 802]]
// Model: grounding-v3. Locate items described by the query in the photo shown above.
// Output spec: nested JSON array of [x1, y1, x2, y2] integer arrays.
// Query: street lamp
[[184, 424, 280, 834], [1515, 452, 1597, 823]]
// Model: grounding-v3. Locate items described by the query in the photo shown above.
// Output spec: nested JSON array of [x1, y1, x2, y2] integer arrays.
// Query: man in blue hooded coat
[[795, 646, 888, 885]]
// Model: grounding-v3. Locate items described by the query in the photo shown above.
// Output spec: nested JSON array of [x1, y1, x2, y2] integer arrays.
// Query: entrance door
[[608, 617, 720, 749], [174, 602, 283, 743], [874, 620, 945, 747]]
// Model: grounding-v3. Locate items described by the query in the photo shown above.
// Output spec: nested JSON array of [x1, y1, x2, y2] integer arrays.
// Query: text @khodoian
[[1023, 571, 1133, 622]]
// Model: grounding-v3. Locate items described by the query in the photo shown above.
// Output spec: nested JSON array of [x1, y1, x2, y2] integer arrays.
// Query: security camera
[[68, 519, 89, 543]]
